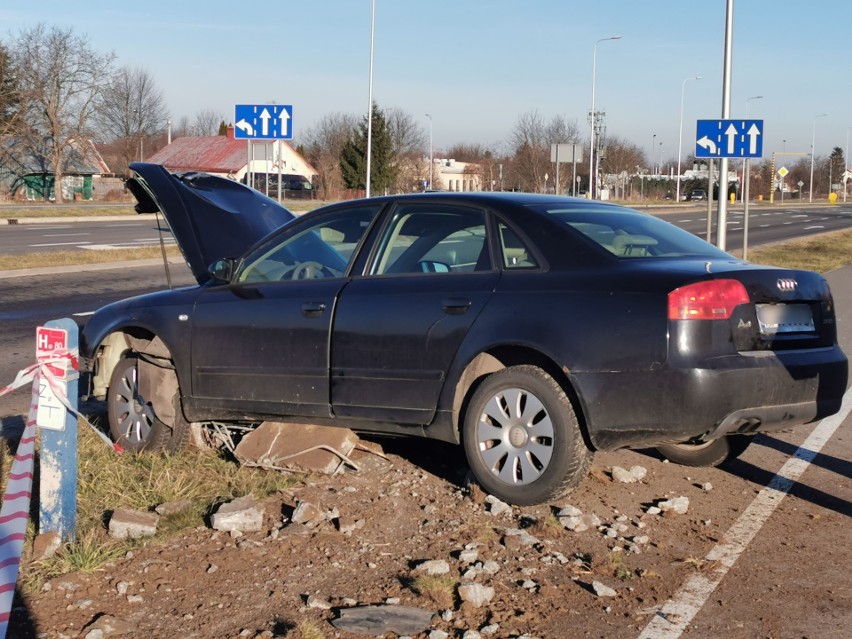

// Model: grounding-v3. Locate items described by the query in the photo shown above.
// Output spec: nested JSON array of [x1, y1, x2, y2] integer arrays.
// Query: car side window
[[372, 206, 489, 275], [236, 206, 379, 283], [498, 222, 539, 269]]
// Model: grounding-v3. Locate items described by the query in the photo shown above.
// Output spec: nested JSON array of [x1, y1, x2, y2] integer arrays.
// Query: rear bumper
[[576, 346, 848, 451]]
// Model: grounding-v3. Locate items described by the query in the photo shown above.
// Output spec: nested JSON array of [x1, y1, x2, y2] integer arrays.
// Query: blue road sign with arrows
[[695, 119, 763, 159], [234, 104, 293, 140]]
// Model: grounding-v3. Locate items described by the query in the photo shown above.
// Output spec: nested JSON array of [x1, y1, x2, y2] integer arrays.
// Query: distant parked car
[[82, 164, 848, 505], [689, 189, 707, 201]]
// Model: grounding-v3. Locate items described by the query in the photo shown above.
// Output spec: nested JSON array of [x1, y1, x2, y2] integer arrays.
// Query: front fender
[[82, 288, 199, 399]]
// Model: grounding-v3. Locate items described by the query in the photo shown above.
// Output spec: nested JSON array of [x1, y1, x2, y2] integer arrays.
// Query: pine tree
[[340, 103, 398, 193]]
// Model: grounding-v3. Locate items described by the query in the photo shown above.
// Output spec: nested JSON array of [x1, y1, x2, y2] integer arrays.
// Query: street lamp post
[[809, 113, 828, 203], [589, 35, 621, 199], [425, 113, 433, 191], [742, 95, 763, 203], [676, 76, 702, 203], [845, 126, 851, 203], [651, 133, 656, 175], [741, 96, 763, 261], [365, 0, 376, 198]]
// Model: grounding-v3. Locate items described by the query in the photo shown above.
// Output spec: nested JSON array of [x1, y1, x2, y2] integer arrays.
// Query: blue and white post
[[36, 318, 79, 542]]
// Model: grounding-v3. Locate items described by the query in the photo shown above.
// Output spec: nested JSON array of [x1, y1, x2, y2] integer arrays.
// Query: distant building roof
[[147, 127, 317, 179]]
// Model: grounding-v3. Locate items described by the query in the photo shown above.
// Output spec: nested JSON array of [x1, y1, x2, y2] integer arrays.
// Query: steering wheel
[[291, 261, 327, 279]]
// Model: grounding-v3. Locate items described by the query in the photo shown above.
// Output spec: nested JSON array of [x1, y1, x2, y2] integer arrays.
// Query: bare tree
[[301, 112, 357, 199], [0, 42, 21, 136], [171, 115, 191, 138], [508, 111, 580, 193], [9, 24, 115, 202], [94, 66, 168, 174], [386, 107, 428, 192], [599, 135, 645, 199], [190, 109, 223, 136]]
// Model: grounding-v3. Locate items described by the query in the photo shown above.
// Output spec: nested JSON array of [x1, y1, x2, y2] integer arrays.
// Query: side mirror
[[208, 258, 236, 283]]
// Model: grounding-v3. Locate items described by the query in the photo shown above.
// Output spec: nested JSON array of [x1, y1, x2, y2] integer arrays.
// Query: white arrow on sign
[[725, 123, 738, 155], [259, 108, 271, 136], [279, 108, 291, 137], [697, 135, 717, 155], [235, 119, 254, 136], [747, 123, 761, 155]]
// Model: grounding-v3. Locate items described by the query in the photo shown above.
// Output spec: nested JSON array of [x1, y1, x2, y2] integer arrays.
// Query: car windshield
[[532, 205, 729, 259]]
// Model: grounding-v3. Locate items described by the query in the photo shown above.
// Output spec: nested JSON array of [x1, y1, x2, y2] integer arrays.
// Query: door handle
[[301, 302, 327, 317], [441, 297, 471, 315]]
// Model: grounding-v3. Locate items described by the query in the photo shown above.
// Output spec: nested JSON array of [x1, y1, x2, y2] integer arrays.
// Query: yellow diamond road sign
[[778, 166, 789, 177]]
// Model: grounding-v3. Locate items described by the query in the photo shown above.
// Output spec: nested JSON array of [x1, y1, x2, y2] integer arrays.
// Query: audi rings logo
[[777, 278, 798, 293]]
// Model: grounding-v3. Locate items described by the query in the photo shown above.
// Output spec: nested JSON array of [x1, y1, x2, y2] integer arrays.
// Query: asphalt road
[[1, 203, 851, 257], [0, 217, 175, 255]]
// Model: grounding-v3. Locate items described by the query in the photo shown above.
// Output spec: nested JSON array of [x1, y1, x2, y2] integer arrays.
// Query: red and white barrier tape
[[0, 355, 117, 637], [0, 370, 40, 635], [0, 353, 117, 450]]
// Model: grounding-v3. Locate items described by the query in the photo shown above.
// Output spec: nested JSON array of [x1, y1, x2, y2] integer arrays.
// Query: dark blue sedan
[[82, 164, 848, 505]]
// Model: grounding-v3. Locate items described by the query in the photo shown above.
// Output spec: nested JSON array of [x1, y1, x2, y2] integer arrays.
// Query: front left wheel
[[107, 355, 190, 453], [463, 365, 592, 506]]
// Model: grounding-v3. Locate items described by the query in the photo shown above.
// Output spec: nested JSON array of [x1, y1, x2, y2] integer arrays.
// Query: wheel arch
[[451, 345, 593, 450], [91, 327, 179, 400]]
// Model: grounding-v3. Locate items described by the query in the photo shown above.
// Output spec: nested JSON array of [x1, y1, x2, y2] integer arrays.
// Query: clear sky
[[3, 1, 851, 164]]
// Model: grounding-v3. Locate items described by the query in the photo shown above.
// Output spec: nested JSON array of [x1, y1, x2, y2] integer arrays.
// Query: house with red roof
[[146, 126, 318, 195]]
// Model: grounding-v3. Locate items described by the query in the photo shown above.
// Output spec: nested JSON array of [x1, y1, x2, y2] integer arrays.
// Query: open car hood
[[127, 163, 296, 284]]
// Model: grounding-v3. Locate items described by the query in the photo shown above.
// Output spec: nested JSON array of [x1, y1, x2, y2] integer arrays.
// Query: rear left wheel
[[463, 365, 592, 506]]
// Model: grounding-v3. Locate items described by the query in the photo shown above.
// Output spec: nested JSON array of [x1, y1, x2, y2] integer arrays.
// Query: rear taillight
[[668, 279, 749, 320]]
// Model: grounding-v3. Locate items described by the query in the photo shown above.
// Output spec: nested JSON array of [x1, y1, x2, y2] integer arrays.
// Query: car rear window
[[533, 205, 729, 259]]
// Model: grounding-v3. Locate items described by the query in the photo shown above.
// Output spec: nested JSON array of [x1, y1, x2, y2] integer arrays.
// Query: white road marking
[[637, 387, 852, 639], [803, 225, 825, 230], [73, 311, 95, 317], [41, 233, 91, 237], [759, 224, 770, 228], [80, 240, 175, 250], [792, 214, 808, 218], [30, 241, 92, 247], [678, 219, 693, 223]]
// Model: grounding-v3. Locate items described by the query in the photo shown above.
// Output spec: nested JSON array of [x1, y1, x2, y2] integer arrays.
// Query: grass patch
[[10, 419, 303, 587], [0, 200, 325, 219], [296, 621, 328, 639], [0, 204, 138, 218], [409, 574, 457, 609], [0, 245, 183, 271], [743, 228, 852, 273]]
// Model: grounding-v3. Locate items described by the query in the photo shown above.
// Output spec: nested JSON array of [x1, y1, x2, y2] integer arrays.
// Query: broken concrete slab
[[330, 604, 435, 635], [31, 531, 62, 561], [234, 422, 359, 474], [210, 495, 265, 533], [108, 508, 159, 540]]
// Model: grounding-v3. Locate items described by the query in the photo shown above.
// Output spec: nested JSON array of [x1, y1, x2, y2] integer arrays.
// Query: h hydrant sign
[[36, 326, 69, 430]]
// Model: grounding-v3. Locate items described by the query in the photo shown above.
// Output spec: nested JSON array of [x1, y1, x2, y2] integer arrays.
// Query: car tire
[[107, 355, 190, 453], [462, 365, 592, 506], [656, 435, 753, 467]]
